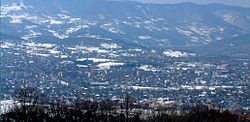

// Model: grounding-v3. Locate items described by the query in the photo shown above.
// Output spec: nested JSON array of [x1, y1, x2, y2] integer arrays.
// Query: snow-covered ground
[[76, 58, 115, 63], [97, 62, 124, 70], [101, 43, 121, 49], [65, 25, 89, 34], [0, 100, 17, 114], [163, 50, 196, 58], [138, 65, 160, 72]]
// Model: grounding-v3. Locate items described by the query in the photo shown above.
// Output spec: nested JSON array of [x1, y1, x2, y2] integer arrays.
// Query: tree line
[[1, 87, 247, 122]]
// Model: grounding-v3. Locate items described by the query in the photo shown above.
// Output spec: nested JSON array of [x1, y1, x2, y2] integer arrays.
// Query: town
[[0, 40, 248, 114]]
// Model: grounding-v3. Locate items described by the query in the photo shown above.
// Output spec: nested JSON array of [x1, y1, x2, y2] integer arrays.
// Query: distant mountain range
[[1, 0, 250, 56]]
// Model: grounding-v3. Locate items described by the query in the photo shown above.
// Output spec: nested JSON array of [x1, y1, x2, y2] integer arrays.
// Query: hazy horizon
[[110, 0, 250, 8]]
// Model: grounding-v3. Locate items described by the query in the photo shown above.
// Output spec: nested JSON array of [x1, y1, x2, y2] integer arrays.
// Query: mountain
[[1, 0, 250, 55]]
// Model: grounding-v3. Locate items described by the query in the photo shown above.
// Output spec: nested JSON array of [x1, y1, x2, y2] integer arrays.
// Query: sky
[[115, 0, 250, 8]]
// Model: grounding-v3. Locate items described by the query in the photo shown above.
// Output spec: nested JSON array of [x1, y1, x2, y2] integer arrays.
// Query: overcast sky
[[118, 0, 250, 8]]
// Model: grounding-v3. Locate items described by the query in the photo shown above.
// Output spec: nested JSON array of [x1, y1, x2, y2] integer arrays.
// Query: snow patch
[[68, 18, 81, 23], [138, 36, 152, 40], [1, 4, 22, 13], [69, 45, 109, 53], [0, 100, 17, 114], [77, 65, 88, 68], [97, 62, 124, 70], [57, 14, 70, 19], [101, 23, 124, 34], [1, 42, 15, 48], [66, 25, 89, 34], [50, 19, 63, 24], [101, 43, 121, 49], [163, 50, 196, 58], [47, 29, 68, 39], [76, 58, 115, 63], [79, 34, 112, 41], [175, 27, 192, 36], [138, 65, 159, 72], [25, 25, 38, 29]]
